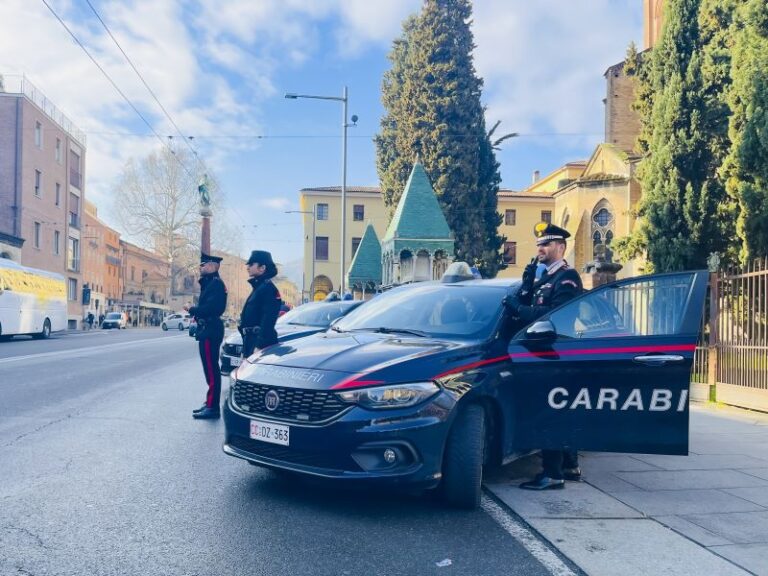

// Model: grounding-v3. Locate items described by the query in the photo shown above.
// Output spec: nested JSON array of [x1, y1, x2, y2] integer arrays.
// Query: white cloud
[[472, 0, 641, 146], [260, 197, 292, 210]]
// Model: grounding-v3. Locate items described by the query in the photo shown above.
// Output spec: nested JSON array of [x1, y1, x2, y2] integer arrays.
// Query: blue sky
[[0, 0, 642, 267]]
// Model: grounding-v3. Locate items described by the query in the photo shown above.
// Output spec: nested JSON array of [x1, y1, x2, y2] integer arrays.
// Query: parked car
[[101, 312, 127, 329], [220, 300, 364, 374], [162, 313, 191, 331], [223, 267, 708, 509]]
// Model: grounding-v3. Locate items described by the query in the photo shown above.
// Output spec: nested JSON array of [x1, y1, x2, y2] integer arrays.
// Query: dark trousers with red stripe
[[197, 329, 224, 410], [542, 449, 579, 480]]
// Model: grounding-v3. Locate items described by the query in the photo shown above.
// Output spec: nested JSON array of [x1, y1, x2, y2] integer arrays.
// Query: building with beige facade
[[120, 240, 170, 325], [0, 75, 88, 328], [496, 163, 587, 279], [83, 201, 123, 320], [298, 186, 389, 301]]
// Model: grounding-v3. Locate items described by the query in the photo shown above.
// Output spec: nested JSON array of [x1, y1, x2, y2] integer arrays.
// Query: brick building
[[0, 75, 87, 328]]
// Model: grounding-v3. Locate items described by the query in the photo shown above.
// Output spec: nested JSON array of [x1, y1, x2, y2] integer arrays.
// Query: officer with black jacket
[[240, 250, 282, 358], [185, 252, 227, 420], [504, 222, 584, 490]]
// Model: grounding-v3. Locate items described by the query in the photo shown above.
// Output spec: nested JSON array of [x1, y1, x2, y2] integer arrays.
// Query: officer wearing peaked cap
[[504, 222, 584, 490], [239, 250, 282, 358], [185, 252, 227, 419]]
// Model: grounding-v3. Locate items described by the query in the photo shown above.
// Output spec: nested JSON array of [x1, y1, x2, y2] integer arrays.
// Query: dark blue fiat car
[[223, 269, 707, 508]]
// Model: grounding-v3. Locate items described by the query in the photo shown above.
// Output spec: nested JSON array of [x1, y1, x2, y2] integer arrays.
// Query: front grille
[[232, 382, 349, 423], [228, 435, 362, 472], [223, 343, 242, 356]]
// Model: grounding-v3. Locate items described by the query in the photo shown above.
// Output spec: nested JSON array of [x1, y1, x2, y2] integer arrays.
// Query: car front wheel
[[441, 403, 485, 509], [162, 324, 168, 331], [178, 323, 184, 330]]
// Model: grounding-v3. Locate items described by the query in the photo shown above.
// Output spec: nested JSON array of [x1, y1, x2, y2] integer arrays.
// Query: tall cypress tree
[[634, 0, 728, 271], [375, 0, 504, 276], [723, 0, 768, 262]]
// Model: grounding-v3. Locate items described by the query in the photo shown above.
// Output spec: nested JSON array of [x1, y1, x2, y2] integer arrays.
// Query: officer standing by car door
[[504, 222, 584, 490], [240, 250, 282, 358], [185, 253, 227, 420]]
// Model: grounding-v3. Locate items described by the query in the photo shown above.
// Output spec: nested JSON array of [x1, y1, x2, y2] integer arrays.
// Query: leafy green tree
[[631, 0, 729, 271], [723, 0, 768, 263], [375, 0, 506, 276]]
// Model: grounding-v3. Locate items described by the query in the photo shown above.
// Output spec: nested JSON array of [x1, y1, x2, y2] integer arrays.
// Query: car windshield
[[334, 283, 507, 339], [106, 313, 122, 319], [277, 302, 357, 328]]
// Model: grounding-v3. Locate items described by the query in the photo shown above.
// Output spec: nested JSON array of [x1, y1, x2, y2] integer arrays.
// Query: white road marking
[[481, 494, 577, 576], [0, 335, 187, 364]]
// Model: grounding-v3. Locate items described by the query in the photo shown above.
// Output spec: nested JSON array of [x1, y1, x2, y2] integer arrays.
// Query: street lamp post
[[285, 87, 355, 295], [286, 206, 316, 302]]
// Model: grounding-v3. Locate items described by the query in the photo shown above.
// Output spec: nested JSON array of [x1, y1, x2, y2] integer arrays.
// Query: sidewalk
[[485, 403, 768, 576]]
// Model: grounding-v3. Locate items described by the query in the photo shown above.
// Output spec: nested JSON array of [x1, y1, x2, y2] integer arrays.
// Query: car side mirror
[[524, 320, 557, 342], [329, 317, 342, 327]]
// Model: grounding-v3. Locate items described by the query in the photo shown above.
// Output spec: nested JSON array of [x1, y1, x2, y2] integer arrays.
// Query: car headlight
[[336, 382, 439, 409]]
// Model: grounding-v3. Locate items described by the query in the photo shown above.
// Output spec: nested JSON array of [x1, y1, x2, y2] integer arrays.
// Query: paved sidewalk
[[485, 403, 768, 576]]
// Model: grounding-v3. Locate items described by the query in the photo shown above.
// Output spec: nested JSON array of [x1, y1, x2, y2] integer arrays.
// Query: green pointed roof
[[346, 223, 382, 286], [383, 162, 452, 242]]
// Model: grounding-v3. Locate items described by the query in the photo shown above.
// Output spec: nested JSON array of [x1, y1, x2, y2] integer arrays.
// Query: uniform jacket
[[190, 273, 227, 338], [240, 271, 282, 351], [516, 262, 583, 324]]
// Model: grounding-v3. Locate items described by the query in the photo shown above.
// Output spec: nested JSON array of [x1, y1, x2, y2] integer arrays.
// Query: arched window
[[591, 200, 615, 262]]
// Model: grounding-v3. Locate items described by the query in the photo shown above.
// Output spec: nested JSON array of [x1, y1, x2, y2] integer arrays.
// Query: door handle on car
[[633, 354, 685, 365]]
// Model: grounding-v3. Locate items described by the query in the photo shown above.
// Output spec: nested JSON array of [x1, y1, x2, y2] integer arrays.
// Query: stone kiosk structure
[[346, 223, 382, 298], [381, 162, 454, 287]]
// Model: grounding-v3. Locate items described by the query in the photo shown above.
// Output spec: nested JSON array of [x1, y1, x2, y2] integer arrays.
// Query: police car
[[220, 300, 364, 373], [223, 263, 707, 508]]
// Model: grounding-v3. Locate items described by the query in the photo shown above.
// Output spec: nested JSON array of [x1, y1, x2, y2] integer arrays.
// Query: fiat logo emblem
[[264, 390, 280, 411]]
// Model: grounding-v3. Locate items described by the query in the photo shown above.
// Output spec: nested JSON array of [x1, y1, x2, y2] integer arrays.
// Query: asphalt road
[[0, 329, 572, 576]]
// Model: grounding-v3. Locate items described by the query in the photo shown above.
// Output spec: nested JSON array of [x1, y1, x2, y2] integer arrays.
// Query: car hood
[[235, 330, 478, 391]]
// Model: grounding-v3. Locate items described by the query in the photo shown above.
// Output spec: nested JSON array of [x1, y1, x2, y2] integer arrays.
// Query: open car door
[[509, 271, 708, 455]]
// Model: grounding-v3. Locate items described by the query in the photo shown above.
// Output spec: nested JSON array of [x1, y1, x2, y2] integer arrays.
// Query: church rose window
[[591, 201, 615, 262]]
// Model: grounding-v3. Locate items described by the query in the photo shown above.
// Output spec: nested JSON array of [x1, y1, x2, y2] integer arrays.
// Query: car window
[[335, 284, 506, 339], [106, 313, 121, 319], [277, 303, 357, 327], [548, 274, 695, 339]]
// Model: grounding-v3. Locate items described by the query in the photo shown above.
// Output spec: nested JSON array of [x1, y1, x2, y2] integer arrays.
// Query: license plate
[[249, 419, 290, 446], [231, 356, 241, 366]]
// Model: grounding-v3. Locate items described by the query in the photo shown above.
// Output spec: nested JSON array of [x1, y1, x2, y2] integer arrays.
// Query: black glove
[[502, 294, 521, 317], [521, 258, 538, 290]]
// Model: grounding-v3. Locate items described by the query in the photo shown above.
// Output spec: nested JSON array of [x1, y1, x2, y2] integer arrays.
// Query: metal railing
[[0, 74, 87, 146], [693, 260, 768, 411]]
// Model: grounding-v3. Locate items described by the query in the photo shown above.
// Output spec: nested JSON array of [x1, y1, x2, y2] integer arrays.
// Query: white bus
[[0, 257, 67, 339]]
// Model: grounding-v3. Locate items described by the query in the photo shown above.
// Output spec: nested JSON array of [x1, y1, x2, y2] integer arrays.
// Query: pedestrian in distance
[[503, 221, 584, 490], [98, 313, 105, 328], [86, 312, 94, 330], [239, 250, 281, 358], [185, 252, 228, 420]]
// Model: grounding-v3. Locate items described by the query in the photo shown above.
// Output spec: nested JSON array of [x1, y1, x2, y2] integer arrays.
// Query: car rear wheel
[[178, 323, 184, 330], [162, 323, 168, 331], [441, 403, 485, 509]]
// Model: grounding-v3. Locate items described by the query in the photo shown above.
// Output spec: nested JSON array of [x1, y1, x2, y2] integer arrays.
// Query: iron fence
[[693, 259, 768, 411]]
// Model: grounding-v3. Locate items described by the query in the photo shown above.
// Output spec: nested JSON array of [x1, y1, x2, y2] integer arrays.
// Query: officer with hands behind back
[[239, 250, 282, 358], [185, 253, 227, 420], [504, 222, 584, 490]]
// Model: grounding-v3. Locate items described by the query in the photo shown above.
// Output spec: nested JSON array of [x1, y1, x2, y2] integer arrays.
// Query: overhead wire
[[82, 0, 201, 162], [41, 0, 251, 246]]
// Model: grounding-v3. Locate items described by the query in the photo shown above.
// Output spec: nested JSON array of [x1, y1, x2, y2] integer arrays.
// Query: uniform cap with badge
[[534, 221, 571, 246], [200, 252, 223, 265]]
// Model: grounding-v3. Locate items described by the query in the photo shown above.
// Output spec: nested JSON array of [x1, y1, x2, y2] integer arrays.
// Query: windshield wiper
[[372, 327, 429, 337]]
